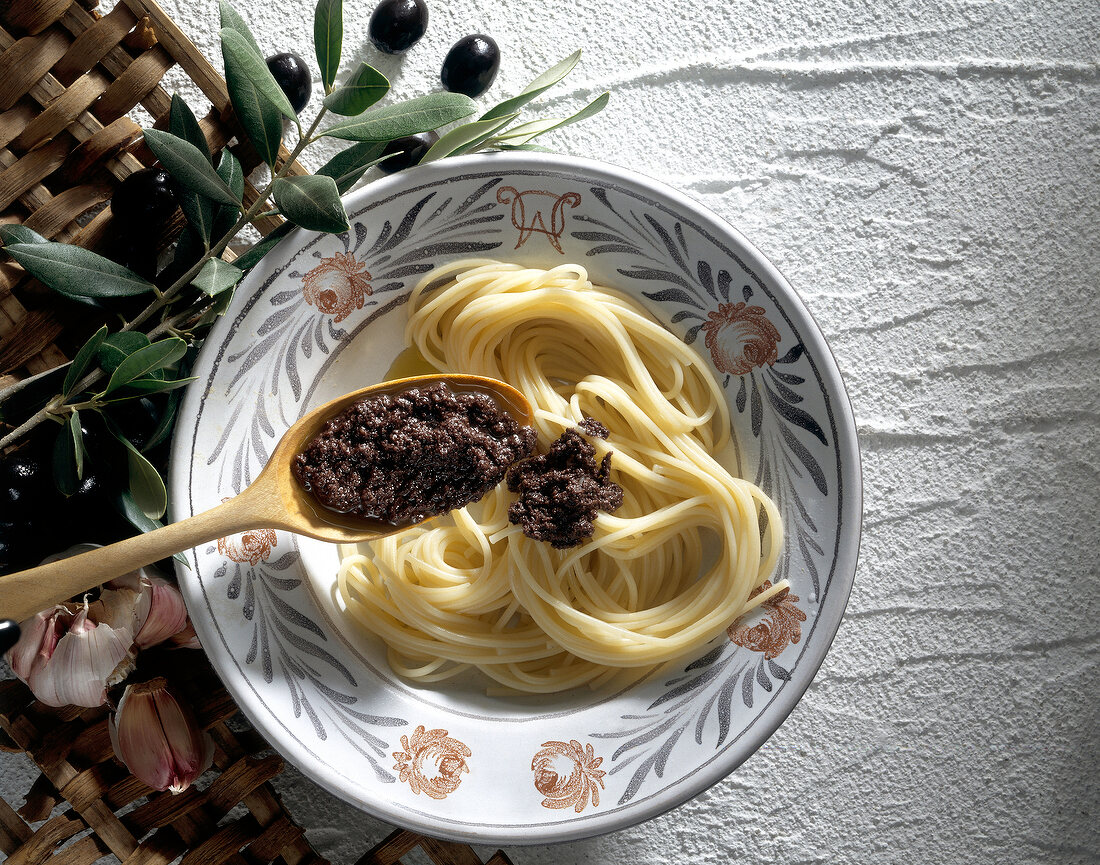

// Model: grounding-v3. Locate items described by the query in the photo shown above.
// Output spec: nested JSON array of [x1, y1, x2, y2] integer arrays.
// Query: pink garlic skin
[[169, 620, 202, 650], [133, 577, 189, 649], [6, 606, 135, 708], [109, 678, 214, 793]]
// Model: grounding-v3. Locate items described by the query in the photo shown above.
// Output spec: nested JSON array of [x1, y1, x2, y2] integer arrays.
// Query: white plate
[[170, 153, 861, 845]]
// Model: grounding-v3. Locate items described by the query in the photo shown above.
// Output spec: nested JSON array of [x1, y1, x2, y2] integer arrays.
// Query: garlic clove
[[109, 678, 214, 793], [28, 608, 134, 708], [134, 576, 189, 649], [6, 607, 71, 683], [169, 620, 202, 650]]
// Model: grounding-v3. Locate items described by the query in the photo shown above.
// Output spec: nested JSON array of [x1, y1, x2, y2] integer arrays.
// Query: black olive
[[369, 0, 429, 55], [0, 450, 49, 514], [378, 131, 439, 174], [0, 620, 19, 654], [266, 52, 312, 114], [441, 34, 500, 98], [111, 168, 178, 238]]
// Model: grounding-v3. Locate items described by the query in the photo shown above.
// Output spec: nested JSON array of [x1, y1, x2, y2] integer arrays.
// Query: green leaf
[[143, 128, 240, 206], [53, 423, 78, 496], [314, 0, 343, 92], [97, 332, 150, 374], [63, 325, 107, 397], [213, 150, 245, 239], [102, 338, 187, 396], [316, 141, 386, 193], [272, 175, 349, 233], [216, 149, 245, 201], [420, 113, 518, 163], [69, 410, 85, 480], [223, 26, 298, 124], [125, 441, 167, 519], [191, 257, 243, 296], [113, 492, 189, 565], [3, 242, 156, 299], [480, 49, 582, 122], [218, 0, 263, 58], [322, 92, 477, 142], [169, 93, 211, 162], [222, 28, 286, 166], [323, 62, 388, 116], [0, 224, 47, 245], [492, 143, 554, 152], [103, 376, 196, 398], [232, 222, 292, 271], [168, 95, 215, 242], [488, 91, 610, 145]]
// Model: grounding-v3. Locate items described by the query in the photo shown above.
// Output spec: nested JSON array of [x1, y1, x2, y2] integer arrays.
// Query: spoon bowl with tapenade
[[0, 374, 534, 624]]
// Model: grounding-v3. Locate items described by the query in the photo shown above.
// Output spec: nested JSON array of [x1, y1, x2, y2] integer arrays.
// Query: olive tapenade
[[506, 426, 624, 548], [294, 382, 536, 525]]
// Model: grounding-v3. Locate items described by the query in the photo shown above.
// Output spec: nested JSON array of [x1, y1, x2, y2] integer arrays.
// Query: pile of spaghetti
[[337, 261, 784, 693]]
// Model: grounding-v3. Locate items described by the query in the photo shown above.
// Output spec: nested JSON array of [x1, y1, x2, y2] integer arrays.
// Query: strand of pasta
[[334, 261, 783, 693]]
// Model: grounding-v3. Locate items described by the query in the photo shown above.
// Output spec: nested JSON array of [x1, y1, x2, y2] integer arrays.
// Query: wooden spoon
[[0, 374, 532, 624]]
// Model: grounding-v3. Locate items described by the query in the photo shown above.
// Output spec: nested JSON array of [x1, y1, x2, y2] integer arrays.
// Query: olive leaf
[[168, 95, 215, 243], [143, 129, 240, 207], [168, 93, 211, 162], [221, 27, 288, 166], [272, 175, 349, 233], [191, 257, 243, 296], [322, 92, 477, 141], [492, 143, 553, 152], [218, 0, 263, 58], [123, 439, 167, 519], [317, 141, 386, 193], [488, 91, 609, 145], [52, 423, 78, 496], [314, 0, 343, 92], [480, 49, 581, 122], [97, 332, 150, 374], [63, 325, 107, 397], [101, 338, 188, 397], [420, 113, 518, 163], [0, 224, 47, 245], [3, 242, 156, 299], [69, 410, 86, 480], [323, 62, 389, 116], [232, 221, 292, 271], [213, 149, 245, 238], [113, 491, 189, 565], [102, 377, 196, 399]]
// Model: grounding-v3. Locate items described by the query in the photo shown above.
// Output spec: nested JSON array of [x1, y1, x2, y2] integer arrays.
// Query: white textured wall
[[4, 0, 1099, 862]]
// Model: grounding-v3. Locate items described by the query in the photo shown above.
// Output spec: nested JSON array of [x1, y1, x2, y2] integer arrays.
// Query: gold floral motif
[[496, 186, 581, 253], [727, 581, 807, 659], [700, 301, 781, 375], [531, 739, 605, 812], [301, 251, 372, 322], [217, 529, 277, 565], [393, 725, 471, 799]]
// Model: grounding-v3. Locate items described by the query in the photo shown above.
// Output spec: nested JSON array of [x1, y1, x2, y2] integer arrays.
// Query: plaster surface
[[2, 0, 1098, 862]]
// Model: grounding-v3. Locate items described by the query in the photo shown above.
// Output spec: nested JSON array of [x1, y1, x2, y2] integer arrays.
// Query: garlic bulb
[[109, 678, 214, 793], [6, 605, 135, 708]]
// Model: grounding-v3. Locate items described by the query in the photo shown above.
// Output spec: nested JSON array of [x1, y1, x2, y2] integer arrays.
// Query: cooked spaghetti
[[336, 261, 783, 693]]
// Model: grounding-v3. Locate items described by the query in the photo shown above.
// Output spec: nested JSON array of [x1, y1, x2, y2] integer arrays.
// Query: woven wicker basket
[[0, 3, 514, 863]]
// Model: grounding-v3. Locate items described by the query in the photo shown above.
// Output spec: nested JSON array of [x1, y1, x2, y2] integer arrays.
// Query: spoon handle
[[0, 483, 283, 624]]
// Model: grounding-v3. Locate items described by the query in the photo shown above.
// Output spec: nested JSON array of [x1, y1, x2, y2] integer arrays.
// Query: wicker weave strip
[[52, 2, 138, 84], [0, 30, 70, 111], [95, 45, 173, 123], [1, 0, 73, 37]]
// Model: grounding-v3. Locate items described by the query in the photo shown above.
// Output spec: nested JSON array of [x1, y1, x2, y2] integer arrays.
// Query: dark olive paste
[[294, 382, 536, 525]]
